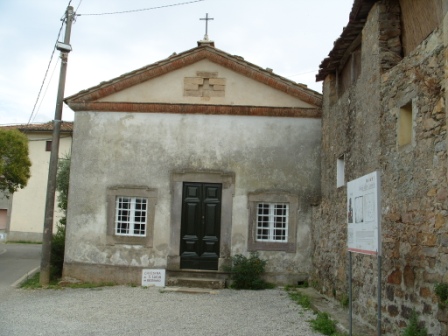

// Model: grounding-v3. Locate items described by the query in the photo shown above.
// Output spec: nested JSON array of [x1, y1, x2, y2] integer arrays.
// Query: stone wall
[[380, 22, 447, 336], [312, 1, 447, 334]]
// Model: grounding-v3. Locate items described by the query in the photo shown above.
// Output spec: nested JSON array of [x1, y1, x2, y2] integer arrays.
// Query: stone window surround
[[167, 170, 235, 271], [106, 186, 157, 247], [247, 191, 298, 253]]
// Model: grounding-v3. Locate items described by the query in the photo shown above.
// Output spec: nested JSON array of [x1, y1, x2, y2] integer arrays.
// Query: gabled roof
[[1, 121, 73, 133], [65, 44, 322, 118], [316, 0, 378, 81]]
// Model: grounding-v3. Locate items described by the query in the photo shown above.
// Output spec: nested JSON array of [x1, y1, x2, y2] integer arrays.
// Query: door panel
[[180, 183, 222, 270], [0, 209, 6, 230]]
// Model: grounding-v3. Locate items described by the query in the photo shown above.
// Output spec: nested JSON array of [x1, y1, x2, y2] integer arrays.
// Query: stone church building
[[64, 0, 448, 334], [64, 38, 322, 286]]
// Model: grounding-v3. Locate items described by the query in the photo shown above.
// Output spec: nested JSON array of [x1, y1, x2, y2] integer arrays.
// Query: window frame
[[337, 155, 345, 188], [106, 186, 157, 246], [398, 101, 414, 148], [115, 196, 148, 237], [46, 140, 52, 152], [248, 191, 298, 253]]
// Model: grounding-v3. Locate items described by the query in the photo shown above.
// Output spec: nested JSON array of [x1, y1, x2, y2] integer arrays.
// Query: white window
[[256, 203, 289, 242], [337, 155, 345, 188], [115, 197, 147, 236], [248, 192, 298, 252]]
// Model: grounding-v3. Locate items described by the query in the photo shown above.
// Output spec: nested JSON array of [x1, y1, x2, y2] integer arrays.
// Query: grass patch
[[310, 312, 337, 335], [286, 289, 312, 309], [285, 287, 347, 336], [20, 272, 115, 290], [20, 272, 44, 288], [6, 240, 42, 244]]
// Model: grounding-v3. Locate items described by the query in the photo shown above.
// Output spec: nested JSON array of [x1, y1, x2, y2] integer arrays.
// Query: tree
[[56, 154, 70, 216], [50, 154, 70, 279], [0, 129, 31, 194]]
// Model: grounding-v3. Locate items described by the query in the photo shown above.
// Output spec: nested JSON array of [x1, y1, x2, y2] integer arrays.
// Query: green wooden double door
[[180, 182, 222, 270]]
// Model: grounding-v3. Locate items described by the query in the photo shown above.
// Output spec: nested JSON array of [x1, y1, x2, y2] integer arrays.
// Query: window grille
[[115, 197, 147, 236], [256, 203, 288, 242]]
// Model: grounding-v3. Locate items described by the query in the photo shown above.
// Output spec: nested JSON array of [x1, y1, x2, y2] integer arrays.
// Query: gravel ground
[[0, 286, 322, 336]]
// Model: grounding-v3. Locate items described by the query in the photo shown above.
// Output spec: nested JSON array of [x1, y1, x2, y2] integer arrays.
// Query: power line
[[77, 0, 205, 16], [27, 9, 67, 125], [75, 0, 83, 12], [286, 69, 318, 78], [32, 58, 61, 124], [27, 25, 64, 125]]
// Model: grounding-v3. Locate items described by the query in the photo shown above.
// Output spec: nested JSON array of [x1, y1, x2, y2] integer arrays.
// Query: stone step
[[167, 269, 230, 280], [167, 276, 226, 289], [160, 287, 219, 294]]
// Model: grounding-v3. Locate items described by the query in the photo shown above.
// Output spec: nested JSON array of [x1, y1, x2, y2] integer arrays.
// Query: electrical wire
[[286, 69, 318, 78], [27, 7, 68, 125], [32, 58, 61, 124], [75, 0, 83, 12], [77, 0, 205, 16], [27, 0, 203, 125]]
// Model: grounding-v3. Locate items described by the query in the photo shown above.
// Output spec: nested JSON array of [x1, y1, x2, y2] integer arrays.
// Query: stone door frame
[[168, 170, 235, 271]]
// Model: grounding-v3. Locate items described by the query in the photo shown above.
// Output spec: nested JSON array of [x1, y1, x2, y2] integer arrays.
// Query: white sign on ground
[[347, 171, 381, 255], [142, 269, 166, 287]]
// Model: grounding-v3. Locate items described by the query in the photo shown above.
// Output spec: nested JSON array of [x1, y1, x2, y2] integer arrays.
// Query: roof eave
[[316, 0, 378, 81], [65, 44, 322, 109]]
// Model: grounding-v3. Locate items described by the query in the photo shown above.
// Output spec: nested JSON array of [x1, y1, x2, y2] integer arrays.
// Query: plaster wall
[[8, 133, 72, 242], [65, 111, 321, 284], [98, 59, 315, 108]]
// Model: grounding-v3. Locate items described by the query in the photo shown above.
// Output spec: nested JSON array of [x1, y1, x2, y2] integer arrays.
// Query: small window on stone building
[[338, 45, 361, 97], [398, 102, 413, 147], [337, 155, 345, 188], [46, 141, 52, 152]]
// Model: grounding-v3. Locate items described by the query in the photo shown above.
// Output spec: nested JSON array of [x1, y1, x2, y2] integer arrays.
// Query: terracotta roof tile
[[65, 44, 322, 109], [0, 121, 73, 133]]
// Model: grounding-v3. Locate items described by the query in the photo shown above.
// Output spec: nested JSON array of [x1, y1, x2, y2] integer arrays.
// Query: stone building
[[0, 122, 72, 242], [313, 0, 448, 334], [63, 39, 322, 286]]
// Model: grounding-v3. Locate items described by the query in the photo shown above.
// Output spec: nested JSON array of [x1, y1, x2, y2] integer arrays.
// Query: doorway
[[180, 182, 222, 270]]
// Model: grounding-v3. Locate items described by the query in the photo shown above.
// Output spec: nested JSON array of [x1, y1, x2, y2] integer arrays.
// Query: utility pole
[[40, 5, 74, 286]]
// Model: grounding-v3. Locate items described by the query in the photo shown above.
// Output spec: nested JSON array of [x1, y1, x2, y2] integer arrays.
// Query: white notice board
[[142, 269, 166, 287], [347, 171, 381, 255]]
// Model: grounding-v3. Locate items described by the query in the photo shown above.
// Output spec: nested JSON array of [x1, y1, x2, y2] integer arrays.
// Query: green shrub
[[402, 310, 427, 336], [50, 225, 65, 279], [228, 252, 271, 290], [49, 154, 70, 280], [435, 283, 448, 305], [340, 294, 349, 308], [310, 312, 337, 335]]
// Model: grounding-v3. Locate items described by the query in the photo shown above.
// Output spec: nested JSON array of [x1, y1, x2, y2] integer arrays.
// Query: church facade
[[64, 40, 322, 285]]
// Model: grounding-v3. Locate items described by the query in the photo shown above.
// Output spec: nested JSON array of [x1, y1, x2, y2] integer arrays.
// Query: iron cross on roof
[[200, 13, 214, 40]]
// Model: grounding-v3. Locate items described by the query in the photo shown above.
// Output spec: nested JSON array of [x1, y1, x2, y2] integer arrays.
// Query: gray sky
[[0, 0, 353, 125]]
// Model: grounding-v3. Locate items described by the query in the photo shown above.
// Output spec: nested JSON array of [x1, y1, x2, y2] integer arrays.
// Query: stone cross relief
[[184, 71, 226, 99]]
